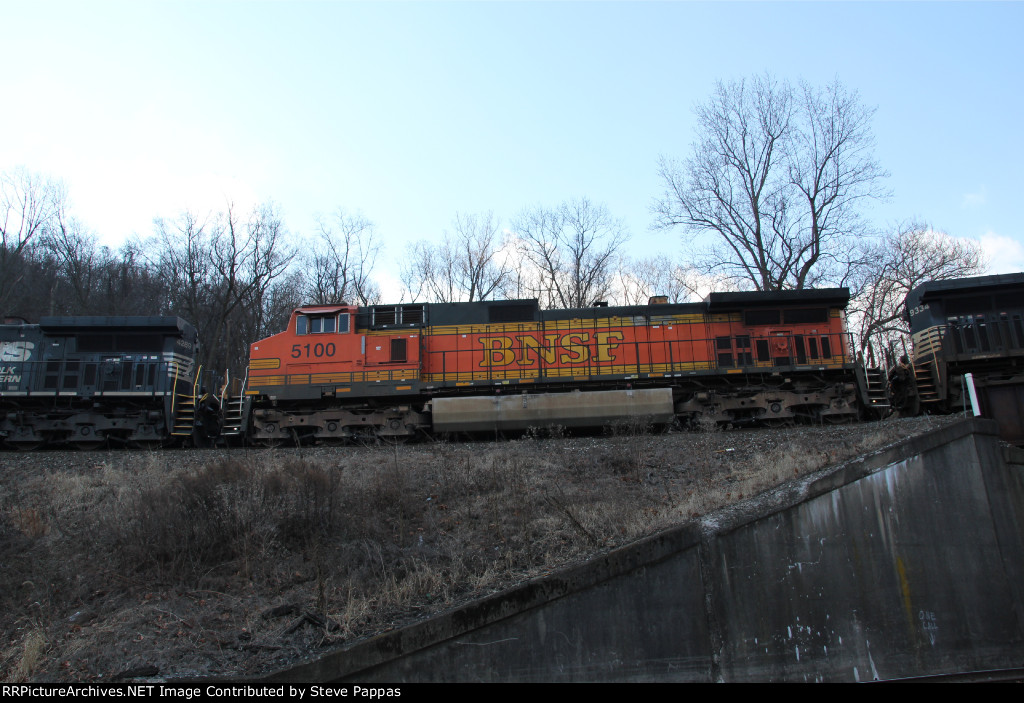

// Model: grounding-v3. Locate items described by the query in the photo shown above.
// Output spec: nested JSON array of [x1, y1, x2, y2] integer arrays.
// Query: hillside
[[0, 415, 956, 681]]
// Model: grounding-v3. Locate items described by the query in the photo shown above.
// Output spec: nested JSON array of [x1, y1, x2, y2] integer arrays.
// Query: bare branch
[[653, 75, 888, 291], [847, 223, 987, 362], [512, 198, 629, 309]]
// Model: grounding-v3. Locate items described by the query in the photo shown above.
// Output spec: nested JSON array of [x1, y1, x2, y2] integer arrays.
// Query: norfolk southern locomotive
[[903, 272, 1024, 442], [0, 316, 216, 449]]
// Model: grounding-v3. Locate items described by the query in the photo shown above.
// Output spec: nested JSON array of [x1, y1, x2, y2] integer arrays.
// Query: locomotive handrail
[[170, 362, 180, 414], [219, 368, 229, 407]]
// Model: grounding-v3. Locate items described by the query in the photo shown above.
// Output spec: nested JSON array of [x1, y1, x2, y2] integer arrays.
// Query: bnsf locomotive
[[0, 316, 215, 449], [229, 288, 889, 446]]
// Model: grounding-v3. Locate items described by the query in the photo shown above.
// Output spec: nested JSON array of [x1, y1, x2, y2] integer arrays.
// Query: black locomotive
[[904, 272, 1024, 442], [0, 316, 217, 449]]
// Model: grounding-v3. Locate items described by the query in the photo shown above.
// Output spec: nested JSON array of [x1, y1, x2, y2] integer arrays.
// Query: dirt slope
[[0, 415, 957, 681]]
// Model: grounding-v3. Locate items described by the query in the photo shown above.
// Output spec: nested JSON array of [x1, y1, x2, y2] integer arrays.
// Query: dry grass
[[0, 414, 956, 681]]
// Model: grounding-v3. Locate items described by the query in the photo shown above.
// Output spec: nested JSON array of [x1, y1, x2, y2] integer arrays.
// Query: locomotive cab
[[240, 303, 428, 445], [248, 305, 359, 400], [247, 304, 423, 401]]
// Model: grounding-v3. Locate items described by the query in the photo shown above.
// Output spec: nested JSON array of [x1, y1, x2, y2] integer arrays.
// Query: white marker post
[[965, 372, 982, 417]]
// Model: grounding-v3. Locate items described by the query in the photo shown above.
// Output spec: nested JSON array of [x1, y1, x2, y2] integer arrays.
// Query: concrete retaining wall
[[264, 418, 1024, 682]]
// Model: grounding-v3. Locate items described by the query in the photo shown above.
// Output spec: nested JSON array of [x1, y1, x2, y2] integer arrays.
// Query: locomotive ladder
[[913, 361, 941, 404], [170, 364, 202, 437], [219, 367, 248, 437], [861, 366, 891, 414]]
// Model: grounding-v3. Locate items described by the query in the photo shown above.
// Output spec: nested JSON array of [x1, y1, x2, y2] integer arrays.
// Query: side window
[[296, 315, 309, 335], [338, 313, 350, 334]]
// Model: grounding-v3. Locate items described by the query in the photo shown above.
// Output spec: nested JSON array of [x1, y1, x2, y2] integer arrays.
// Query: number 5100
[[291, 342, 336, 359]]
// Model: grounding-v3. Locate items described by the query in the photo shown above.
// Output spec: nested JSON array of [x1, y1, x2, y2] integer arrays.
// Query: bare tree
[[653, 75, 887, 291], [150, 203, 296, 374], [41, 199, 101, 314], [512, 198, 629, 309], [241, 202, 296, 344], [306, 209, 381, 305], [94, 238, 165, 316], [848, 223, 986, 364], [257, 269, 305, 342], [1, 168, 65, 312], [152, 210, 216, 322], [616, 255, 702, 305], [401, 211, 512, 302]]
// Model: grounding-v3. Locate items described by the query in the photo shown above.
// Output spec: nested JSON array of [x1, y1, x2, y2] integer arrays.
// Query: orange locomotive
[[230, 289, 883, 445]]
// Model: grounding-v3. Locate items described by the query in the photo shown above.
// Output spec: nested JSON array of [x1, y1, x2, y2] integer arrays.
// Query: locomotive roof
[[38, 316, 196, 336], [704, 288, 850, 311], [905, 272, 1024, 310], [352, 289, 851, 328], [421, 299, 710, 326], [295, 304, 350, 314]]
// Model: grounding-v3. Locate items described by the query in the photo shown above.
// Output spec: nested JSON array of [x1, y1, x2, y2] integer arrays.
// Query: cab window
[[311, 316, 335, 334], [297, 313, 350, 335]]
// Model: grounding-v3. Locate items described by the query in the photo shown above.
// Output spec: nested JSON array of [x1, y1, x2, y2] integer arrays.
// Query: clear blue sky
[[3, 1, 1023, 292]]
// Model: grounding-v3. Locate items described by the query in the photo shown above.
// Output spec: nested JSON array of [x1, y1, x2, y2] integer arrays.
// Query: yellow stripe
[[423, 312, 706, 336], [249, 375, 286, 386], [249, 358, 281, 370]]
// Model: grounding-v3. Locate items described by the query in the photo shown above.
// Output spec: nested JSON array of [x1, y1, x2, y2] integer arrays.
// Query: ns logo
[[0, 341, 34, 384], [0, 340, 34, 362]]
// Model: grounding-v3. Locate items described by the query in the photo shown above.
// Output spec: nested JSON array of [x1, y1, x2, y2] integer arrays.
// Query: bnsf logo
[[478, 332, 625, 368]]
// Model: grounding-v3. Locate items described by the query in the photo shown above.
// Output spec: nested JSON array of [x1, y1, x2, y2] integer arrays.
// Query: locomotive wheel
[[255, 437, 285, 448], [823, 414, 855, 425], [132, 440, 164, 451], [320, 438, 346, 447], [72, 440, 107, 451]]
